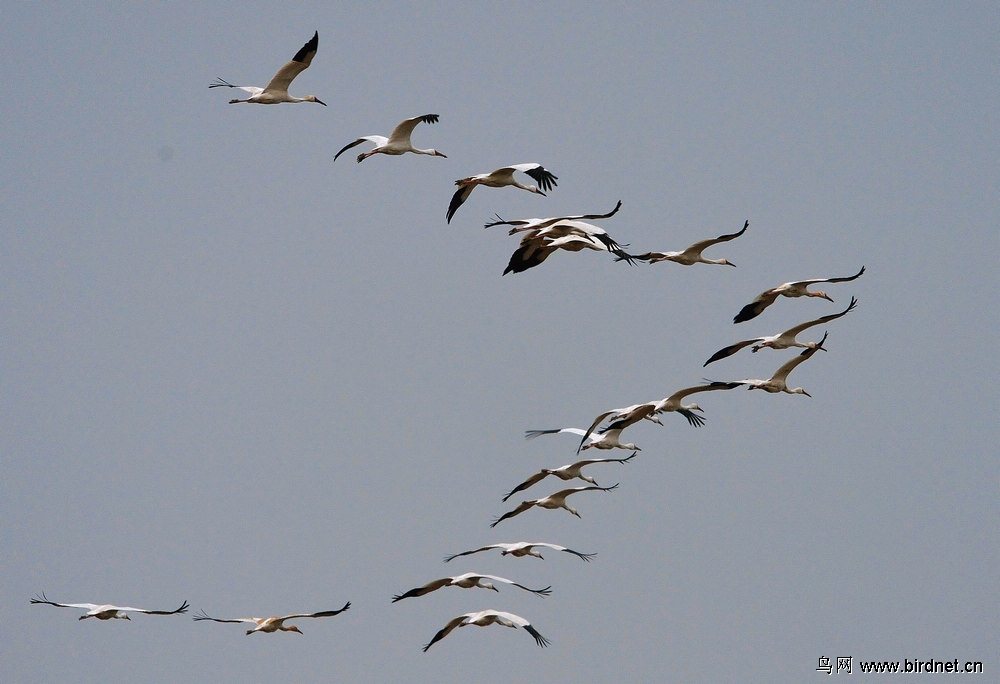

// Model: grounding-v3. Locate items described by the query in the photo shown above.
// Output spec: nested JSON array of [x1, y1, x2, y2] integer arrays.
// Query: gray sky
[[4, 3, 997, 682]]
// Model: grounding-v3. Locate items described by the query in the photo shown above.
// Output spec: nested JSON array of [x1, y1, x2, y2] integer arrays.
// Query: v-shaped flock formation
[[31, 30, 866, 654]]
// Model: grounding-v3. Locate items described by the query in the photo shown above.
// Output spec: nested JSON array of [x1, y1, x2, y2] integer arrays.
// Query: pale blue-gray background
[[3, 3, 996, 682]]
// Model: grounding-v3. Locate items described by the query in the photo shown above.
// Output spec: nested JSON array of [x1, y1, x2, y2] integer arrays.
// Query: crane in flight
[[210, 31, 326, 106]]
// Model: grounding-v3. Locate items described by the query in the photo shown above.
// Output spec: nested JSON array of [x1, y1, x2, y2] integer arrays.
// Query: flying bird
[[629, 220, 749, 266], [484, 200, 623, 230], [333, 114, 446, 163], [392, 573, 551, 602], [209, 31, 326, 105], [443, 542, 597, 563], [725, 332, 829, 396], [526, 426, 641, 452], [423, 609, 550, 651], [733, 266, 865, 323], [502, 453, 636, 501], [30, 593, 189, 621], [569, 403, 659, 455], [503, 226, 636, 274], [490, 484, 619, 527], [705, 297, 857, 366], [645, 380, 747, 424], [576, 382, 743, 453], [446, 164, 557, 224], [192, 602, 350, 635]]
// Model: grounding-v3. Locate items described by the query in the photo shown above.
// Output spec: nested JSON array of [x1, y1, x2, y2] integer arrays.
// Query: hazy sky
[[4, 3, 997, 682]]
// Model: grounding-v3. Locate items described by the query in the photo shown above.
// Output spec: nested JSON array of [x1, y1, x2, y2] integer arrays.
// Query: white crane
[[630, 220, 749, 266], [192, 602, 350, 635], [503, 227, 636, 274], [209, 31, 326, 106], [443, 541, 597, 563], [30, 593, 189, 621], [576, 382, 743, 453], [727, 332, 828, 396], [483, 200, 623, 230], [491, 484, 619, 527], [733, 266, 865, 323], [646, 382, 744, 425], [423, 609, 550, 651], [392, 573, 551, 602], [333, 114, 446, 163], [526, 426, 641, 452], [568, 403, 660, 455], [502, 452, 636, 501], [705, 297, 857, 366], [446, 164, 558, 224]]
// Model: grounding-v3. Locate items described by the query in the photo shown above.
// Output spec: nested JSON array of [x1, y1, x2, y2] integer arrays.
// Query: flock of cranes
[[31, 30, 866, 654]]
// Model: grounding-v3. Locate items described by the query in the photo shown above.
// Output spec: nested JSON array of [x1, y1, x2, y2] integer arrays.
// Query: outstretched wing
[[502, 471, 549, 502], [442, 544, 499, 563], [545, 544, 598, 562], [733, 290, 780, 324], [704, 338, 762, 366], [132, 600, 189, 616], [280, 602, 351, 620], [392, 580, 451, 602], [521, 164, 558, 193], [492, 611, 551, 647], [779, 296, 858, 338], [263, 31, 319, 93], [30, 593, 98, 611], [446, 185, 476, 224], [484, 200, 622, 230], [683, 219, 749, 254], [192, 610, 255, 624], [809, 265, 865, 284], [478, 574, 552, 597], [490, 501, 535, 528], [770, 332, 829, 383], [422, 614, 468, 652], [333, 137, 375, 162], [387, 114, 439, 144]]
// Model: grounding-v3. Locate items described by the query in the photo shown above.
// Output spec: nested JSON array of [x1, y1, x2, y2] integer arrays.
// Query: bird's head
[[722, 259, 736, 267], [432, 150, 447, 158], [811, 290, 834, 302], [793, 387, 812, 397], [285, 625, 303, 634], [627, 444, 641, 451], [122, 614, 131, 621], [529, 186, 545, 196], [485, 583, 499, 592], [306, 95, 327, 106], [689, 404, 705, 413], [751, 342, 773, 353], [582, 475, 598, 485]]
